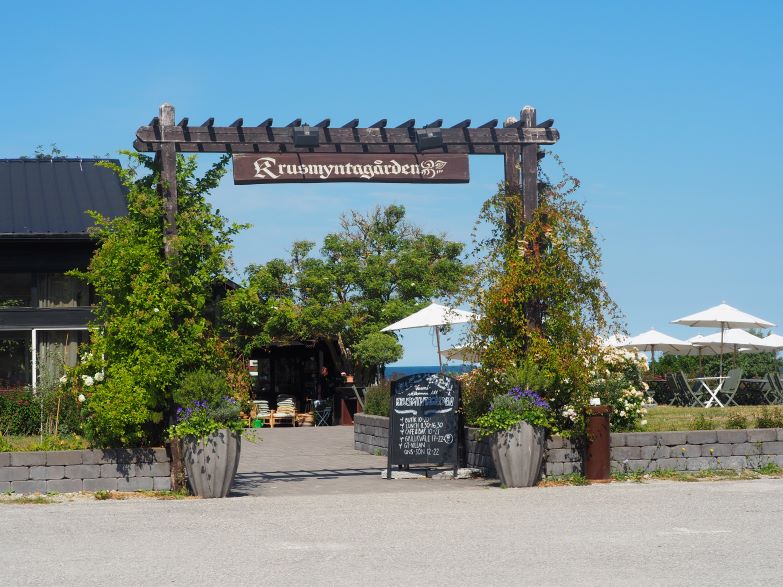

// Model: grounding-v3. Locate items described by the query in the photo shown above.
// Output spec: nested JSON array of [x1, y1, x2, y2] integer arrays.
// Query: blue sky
[[1, 1, 781, 364]]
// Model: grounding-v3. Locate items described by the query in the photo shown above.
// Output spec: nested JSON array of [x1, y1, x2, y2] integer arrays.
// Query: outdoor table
[[691, 376, 727, 408]]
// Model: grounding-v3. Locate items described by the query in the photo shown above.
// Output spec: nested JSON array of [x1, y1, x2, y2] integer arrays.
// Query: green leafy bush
[[0, 386, 83, 439], [83, 369, 153, 447], [755, 407, 783, 429], [459, 361, 554, 426], [0, 390, 40, 435], [363, 380, 390, 417], [474, 388, 554, 436], [690, 413, 715, 430], [725, 413, 749, 429], [167, 397, 243, 440], [174, 369, 232, 408], [65, 154, 247, 447], [352, 333, 403, 370]]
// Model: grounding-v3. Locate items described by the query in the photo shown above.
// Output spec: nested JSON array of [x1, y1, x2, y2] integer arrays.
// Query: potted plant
[[474, 387, 554, 488], [168, 370, 245, 498]]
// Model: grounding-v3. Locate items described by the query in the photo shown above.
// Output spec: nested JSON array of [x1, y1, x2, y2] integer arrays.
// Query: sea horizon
[[384, 364, 475, 378]]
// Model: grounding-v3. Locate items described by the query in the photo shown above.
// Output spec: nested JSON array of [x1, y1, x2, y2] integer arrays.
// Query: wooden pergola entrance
[[135, 104, 559, 256], [133, 103, 561, 486]]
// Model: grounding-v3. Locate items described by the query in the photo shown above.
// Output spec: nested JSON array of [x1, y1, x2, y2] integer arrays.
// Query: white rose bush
[[587, 346, 653, 431]]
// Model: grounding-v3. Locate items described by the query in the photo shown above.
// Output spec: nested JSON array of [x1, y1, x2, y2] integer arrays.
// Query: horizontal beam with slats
[[133, 124, 559, 154]]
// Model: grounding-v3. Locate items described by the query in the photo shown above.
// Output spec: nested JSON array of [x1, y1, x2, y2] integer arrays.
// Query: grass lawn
[[641, 405, 783, 432]]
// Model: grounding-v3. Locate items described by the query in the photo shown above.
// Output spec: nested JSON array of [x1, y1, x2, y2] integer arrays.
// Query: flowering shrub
[[167, 397, 243, 439], [586, 346, 652, 431], [460, 360, 556, 426], [474, 387, 554, 436], [166, 369, 245, 440]]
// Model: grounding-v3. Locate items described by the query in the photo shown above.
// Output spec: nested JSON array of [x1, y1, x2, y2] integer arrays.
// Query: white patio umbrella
[[681, 334, 723, 373], [692, 328, 779, 369], [672, 303, 775, 377], [381, 303, 479, 371], [620, 328, 691, 376], [761, 333, 783, 349]]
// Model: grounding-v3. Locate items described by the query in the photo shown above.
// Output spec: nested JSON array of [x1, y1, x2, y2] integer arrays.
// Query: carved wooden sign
[[233, 153, 469, 184]]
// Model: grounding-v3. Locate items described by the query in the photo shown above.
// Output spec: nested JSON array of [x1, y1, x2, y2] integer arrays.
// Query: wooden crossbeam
[[134, 123, 559, 154]]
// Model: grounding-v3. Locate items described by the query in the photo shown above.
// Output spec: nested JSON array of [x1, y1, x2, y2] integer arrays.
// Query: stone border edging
[[354, 414, 783, 476]]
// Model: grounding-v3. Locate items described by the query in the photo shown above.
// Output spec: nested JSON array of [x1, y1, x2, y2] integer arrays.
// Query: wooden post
[[520, 106, 538, 223], [155, 103, 184, 490], [521, 106, 542, 332], [501, 117, 521, 234], [156, 103, 178, 258]]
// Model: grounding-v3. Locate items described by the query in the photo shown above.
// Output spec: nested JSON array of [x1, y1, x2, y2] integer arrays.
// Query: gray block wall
[[611, 429, 783, 472], [354, 414, 389, 456], [0, 447, 171, 494], [354, 415, 783, 477]]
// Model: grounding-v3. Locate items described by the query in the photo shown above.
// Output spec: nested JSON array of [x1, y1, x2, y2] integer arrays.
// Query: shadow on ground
[[232, 467, 385, 494]]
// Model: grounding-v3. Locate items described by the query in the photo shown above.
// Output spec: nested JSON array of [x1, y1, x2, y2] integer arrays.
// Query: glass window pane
[[0, 331, 31, 389], [38, 273, 92, 308], [36, 330, 85, 388], [0, 273, 32, 307]]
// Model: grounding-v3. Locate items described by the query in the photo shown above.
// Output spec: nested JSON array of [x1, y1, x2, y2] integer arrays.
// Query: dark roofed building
[[0, 158, 127, 237], [0, 158, 127, 391]]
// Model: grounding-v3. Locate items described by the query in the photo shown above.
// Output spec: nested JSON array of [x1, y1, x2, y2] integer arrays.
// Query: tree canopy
[[221, 204, 471, 381]]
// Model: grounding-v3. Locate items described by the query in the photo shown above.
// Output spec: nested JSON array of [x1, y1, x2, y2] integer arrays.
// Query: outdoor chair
[[252, 400, 273, 427], [665, 373, 685, 405], [719, 368, 743, 407], [769, 373, 783, 405], [314, 399, 333, 427], [675, 371, 707, 407], [273, 394, 297, 427]]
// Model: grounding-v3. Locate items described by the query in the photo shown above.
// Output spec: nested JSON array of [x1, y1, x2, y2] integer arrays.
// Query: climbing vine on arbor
[[67, 153, 249, 447], [459, 154, 625, 430]]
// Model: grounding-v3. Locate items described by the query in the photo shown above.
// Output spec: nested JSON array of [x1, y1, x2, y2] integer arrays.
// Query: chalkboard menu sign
[[386, 373, 460, 478]]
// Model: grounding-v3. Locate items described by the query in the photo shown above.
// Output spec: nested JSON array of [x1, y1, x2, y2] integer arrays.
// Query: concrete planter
[[183, 430, 241, 498], [490, 421, 546, 487]]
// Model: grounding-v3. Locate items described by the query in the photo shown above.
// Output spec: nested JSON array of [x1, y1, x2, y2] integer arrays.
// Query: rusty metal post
[[585, 405, 612, 481]]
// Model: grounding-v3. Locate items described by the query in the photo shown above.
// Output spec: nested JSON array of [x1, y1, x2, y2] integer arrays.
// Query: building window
[[0, 273, 33, 307], [0, 331, 31, 389], [38, 274, 92, 308], [36, 330, 86, 388]]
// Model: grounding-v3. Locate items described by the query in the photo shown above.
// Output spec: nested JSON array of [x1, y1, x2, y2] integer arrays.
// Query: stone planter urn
[[490, 421, 546, 488], [182, 429, 241, 498]]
